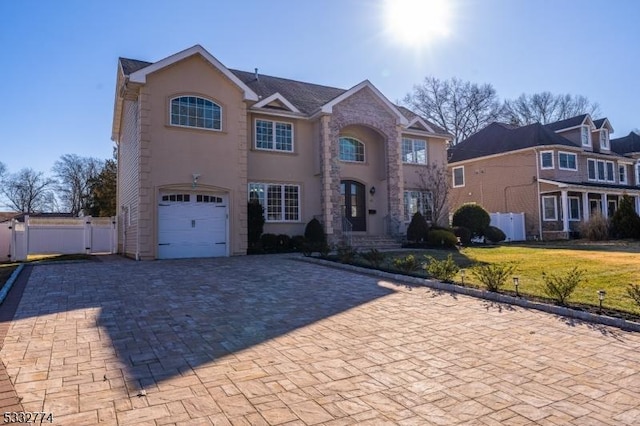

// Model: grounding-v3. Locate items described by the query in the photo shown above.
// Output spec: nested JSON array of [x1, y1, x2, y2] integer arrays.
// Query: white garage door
[[158, 193, 228, 259]]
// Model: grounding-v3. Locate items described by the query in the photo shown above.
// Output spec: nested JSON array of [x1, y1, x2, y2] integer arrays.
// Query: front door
[[341, 180, 366, 231]]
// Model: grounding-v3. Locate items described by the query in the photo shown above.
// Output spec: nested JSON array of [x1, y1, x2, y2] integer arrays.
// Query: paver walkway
[[1, 255, 639, 425]]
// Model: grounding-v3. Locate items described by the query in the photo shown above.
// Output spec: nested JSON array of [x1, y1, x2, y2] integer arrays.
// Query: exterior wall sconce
[[369, 186, 376, 195], [192, 173, 201, 189], [513, 276, 520, 297], [597, 290, 606, 312]]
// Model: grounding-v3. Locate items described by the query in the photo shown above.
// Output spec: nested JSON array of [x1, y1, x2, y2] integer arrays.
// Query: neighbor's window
[[248, 183, 300, 222], [597, 160, 606, 181], [452, 166, 465, 187], [568, 196, 580, 221], [170, 96, 221, 130], [581, 126, 591, 147], [339, 137, 365, 162], [402, 138, 427, 164], [558, 152, 577, 170], [255, 119, 293, 152], [542, 196, 558, 221], [587, 159, 597, 181], [619, 165, 628, 185], [606, 161, 615, 182], [540, 151, 554, 169], [600, 129, 609, 149], [403, 190, 433, 222]]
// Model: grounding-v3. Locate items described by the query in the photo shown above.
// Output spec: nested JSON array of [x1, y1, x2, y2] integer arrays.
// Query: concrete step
[[348, 236, 402, 250]]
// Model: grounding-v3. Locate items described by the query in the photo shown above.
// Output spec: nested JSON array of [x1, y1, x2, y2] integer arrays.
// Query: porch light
[[597, 290, 606, 312], [369, 186, 376, 195], [513, 277, 520, 297]]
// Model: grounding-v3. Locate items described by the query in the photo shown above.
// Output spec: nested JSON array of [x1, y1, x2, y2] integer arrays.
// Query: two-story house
[[612, 131, 640, 186], [111, 45, 451, 259], [448, 114, 640, 240]]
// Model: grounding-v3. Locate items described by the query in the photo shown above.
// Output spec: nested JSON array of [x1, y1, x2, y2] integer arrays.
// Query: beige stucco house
[[111, 45, 451, 259], [448, 114, 640, 240]]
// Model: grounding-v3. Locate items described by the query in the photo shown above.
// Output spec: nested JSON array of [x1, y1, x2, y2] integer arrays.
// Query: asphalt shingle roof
[[119, 58, 152, 75], [448, 122, 580, 163], [544, 114, 588, 132], [611, 132, 640, 155]]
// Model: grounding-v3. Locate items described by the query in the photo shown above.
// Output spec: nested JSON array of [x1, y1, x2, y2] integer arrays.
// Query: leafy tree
[[84, 159, 117, 217], [502, 92, 601, 126], [247, 200, 265, 247], [415, 164, 449, 226], [610, 195, 640, 239], [53, 154, 103, 215], [406, 211, 429, 242], [452, 204, 490, 238], [1, 168, 56, 213], [403, 76, 503, 144]]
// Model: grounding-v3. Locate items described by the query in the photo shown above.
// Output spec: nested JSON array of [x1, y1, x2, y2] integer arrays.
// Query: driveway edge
[[297, 256, 640, 333], [0, 264, 24, 306]]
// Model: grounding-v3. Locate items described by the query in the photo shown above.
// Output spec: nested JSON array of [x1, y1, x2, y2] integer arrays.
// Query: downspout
[[534, 148, 543, 240]]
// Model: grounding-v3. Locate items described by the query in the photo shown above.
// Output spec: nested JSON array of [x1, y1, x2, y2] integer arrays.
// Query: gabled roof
[[252, 92, 301, 114], [448, 122, 579, 163], [544, 114, 591, 132], [119, 58, 152, 75], [611, 132, 640, 155], [396, 106, 449, 136], [592, 117, 614, 132]]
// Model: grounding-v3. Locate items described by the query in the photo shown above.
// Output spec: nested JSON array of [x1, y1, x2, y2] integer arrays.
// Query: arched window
[[170, 96, 222, 130], [339, 137, 365, 162]]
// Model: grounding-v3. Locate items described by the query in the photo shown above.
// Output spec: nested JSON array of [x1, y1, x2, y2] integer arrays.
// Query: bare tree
[[53, 154, 103, 215], [502, 92, 601, 126], [1, 168, 56, 213], [415, 163, 450, 226], [403, 77, 503, 145]]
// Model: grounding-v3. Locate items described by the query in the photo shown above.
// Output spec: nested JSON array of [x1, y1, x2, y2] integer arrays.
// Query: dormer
[[593, 118, 614, 152], [545, 114, 594, 151]]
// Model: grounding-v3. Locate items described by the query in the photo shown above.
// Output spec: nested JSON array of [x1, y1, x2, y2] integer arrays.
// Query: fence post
[[111, 216, 117, 254], [24, 215, 30, 259], [84, 216, 92, 254]]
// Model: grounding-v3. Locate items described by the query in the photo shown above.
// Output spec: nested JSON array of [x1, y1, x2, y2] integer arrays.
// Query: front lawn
[[366, 242, 640, 316]]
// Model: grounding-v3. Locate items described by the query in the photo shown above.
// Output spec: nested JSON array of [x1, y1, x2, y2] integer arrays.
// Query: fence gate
[[489, 212, 526, 242]]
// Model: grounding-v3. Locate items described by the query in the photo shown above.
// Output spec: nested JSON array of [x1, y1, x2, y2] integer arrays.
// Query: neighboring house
[[448, 114, 640, 240], [611, 131, 640, 175], [111, 45, 451, 259]]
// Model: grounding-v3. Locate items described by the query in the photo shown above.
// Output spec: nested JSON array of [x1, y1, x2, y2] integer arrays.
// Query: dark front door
[[341, 180, 366, 231]]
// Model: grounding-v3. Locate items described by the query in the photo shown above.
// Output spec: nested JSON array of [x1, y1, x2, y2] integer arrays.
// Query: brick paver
[[1, 255, 639, 425]]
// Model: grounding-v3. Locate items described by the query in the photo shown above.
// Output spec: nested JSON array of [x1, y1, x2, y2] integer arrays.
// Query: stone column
[[386, 124, 404, 235]]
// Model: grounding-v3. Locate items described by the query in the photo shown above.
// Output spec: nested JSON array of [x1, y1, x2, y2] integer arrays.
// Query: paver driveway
[[1, 255, 639, 425]]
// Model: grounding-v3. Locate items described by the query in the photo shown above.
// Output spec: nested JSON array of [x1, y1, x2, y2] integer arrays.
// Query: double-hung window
[[605, 161, 615, 182], [255, 119, 293, 152], [542, 196, 558, 221], [619, 165, 628, 185], [568, 197, 580, 221], [248, 183, 300, 222], [540, 151, 554, 169], [581, 126, 591, 147], [600, 130, 609, 150], [402, 138, 427, 164], [170, 96, 222, 130], [587, 159, 597, 181], [558, 152, 577, 170], [452, 166, 465, 187], [403, 190, 433, 222], [597, 160, 606, 181]]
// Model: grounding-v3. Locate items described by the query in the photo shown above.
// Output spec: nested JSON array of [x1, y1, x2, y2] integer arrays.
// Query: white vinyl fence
[[490, 212, 526, 242], [1, 216, 116, 262]]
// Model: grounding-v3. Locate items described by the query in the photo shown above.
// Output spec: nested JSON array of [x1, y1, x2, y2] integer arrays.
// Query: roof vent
[[254, 68, 259, 81]]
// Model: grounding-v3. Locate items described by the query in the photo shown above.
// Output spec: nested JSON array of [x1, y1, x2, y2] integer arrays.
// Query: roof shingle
[[611, 132, 640, 155]]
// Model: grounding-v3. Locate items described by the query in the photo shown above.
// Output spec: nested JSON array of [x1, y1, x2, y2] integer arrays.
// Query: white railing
[[341, 216, 353, 247]]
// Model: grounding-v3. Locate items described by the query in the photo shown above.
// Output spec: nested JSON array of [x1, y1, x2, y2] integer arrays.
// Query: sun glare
[[383, 0, 453, 48]]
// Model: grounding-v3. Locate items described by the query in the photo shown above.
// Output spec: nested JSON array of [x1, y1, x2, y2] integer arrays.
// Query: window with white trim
[[568, 196, 580, 221], [587, 159, 597, 181], [581, 126, 591, 147], [542, 196, 558, 221], [339, 137, 365, 162], [403, 190, 433, 222], [605, 161, 615, 182], [636, 163, 640, 186], [600, 129, 609, 150], [170, 96, 221, 130], [248, 183, 300, 222], [402, 138, 427, 164], [619, 165, 628, 185], [540, 151, 554, 169], [597, 160, 606, 181], [452, 166, 465, 187], [558, 152, 577, 170], [255, 119, 293, 152]]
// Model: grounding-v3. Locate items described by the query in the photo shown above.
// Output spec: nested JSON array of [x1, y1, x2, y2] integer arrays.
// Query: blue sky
[[1, 0, 638, 175]]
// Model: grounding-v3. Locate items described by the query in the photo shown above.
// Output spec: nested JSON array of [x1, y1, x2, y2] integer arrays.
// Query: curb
[[297, 256, 640, 333], [0, 264, 24, 306]]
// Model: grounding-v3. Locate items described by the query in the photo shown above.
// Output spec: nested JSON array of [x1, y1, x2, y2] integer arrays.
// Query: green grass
[[380, 242, 640, 316]]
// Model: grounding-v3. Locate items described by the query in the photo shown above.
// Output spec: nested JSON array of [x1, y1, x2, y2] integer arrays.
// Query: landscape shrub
[[304, 218, 326, 247], [610, 195, 640, 239], [406, 212, 429, 242], [484, 226, 506, 243], [336, 244, 358, 264], [452, 204, 491, 238], [290, 235, 306, 252], [319, 243, 332, 259], [276, 234, 291, 250], [579, 213, 610, 241], [627, 284, 640, 307], [361, 248, 386, 268], [392, 254, 421, 273], [453, 226, 472, 245], [247, 201, 265, 247], [471, 263, 516, 292], [260, 233, 278, 251], [426, 229, 458, 248], [541, 267, 585, 306], [424, 254, 459, 282]]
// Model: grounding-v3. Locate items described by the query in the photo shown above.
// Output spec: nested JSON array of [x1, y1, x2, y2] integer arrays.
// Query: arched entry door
[[341, 180, 366, 231]]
